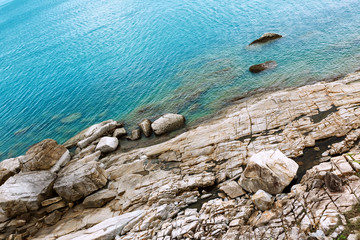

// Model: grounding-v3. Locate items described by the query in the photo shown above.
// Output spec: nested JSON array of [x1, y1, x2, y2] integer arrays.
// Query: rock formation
[[249, 60, 278, 73], [249, 33, 282, 45], [1, 72, 360, 239]]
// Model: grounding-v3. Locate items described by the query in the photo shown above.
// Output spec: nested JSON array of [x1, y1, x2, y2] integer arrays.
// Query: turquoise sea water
[[1, 0, 360, 160]]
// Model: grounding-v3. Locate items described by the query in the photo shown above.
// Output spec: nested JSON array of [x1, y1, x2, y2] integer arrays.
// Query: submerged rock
[[249, 33, 282, 45], [0, 171, 56, 221], [249, 61, 278, 73], [60, 112, 82, 123], [21, 139, 68, 172], [239, 149, 299, 194], [95, 137, 119, 153], [151, 113, 185, 135], [139, 119, 152, 137], [53, 160, 108, 202]]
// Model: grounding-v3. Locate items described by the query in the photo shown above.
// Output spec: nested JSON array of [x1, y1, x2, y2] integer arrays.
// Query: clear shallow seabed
[[0, 0, 360, 160]]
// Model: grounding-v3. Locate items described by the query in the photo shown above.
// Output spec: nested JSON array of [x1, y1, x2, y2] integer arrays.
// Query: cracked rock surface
[[1, 72, 360, 239]]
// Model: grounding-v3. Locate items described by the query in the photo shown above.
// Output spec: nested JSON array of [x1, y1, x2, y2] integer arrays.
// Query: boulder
[[219, 180, 246, 199], [0, 171, 56, 221], [21, 139, 68, 171], [113, 128, 127, 138], [76, 120, 119, 149], [249, 61, 277, 73], [0, 157, 22, 185], [127, 129, 141, 141], [251, 190, 274, 211], [139, 119, 152, 137], [53, 161, 108, 202], [324, 172, 342, 192], [95, 137, 119, 153], [249, 33, 282, 45], [151, 114, 185, 135], [239, 149, 299, 194], [83, 189, 117, 208]]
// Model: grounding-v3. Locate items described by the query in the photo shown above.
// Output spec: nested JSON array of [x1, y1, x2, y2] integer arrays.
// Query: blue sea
[[1, 0, 360, 160]]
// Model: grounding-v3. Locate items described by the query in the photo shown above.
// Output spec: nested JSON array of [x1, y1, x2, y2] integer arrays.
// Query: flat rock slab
[[219, 180, 246, 199], [53, 161, 108, 202], [0, 171, 56, 220], [239, 149, 299, 194], [83, 189, 117, 208], [57, 210, 144, 240]]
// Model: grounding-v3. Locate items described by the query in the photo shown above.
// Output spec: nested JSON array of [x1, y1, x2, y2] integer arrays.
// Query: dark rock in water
[[139, 119, 152, 137], [249, 33, 283, 45], [324, 172, 342, 192], [127, 129, 141, 141], [249, 61, 278, 73]]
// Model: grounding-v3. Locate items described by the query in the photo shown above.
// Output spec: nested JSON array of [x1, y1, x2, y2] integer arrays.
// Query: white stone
[[251, 190, 274, 211], [239, 149, 299, 194], [95, 137, 119, 153], [57, 210, 143, 240]]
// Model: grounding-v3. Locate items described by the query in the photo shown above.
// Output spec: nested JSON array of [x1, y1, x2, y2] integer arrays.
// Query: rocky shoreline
[[1, 71, 360, 239]]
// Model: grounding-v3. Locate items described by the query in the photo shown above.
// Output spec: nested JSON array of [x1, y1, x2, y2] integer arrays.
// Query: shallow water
[[0, 0, 360, 160]]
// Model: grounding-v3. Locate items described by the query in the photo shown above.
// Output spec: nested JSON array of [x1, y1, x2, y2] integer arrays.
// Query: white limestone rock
[[151, 114, 185, 135], [57, 210, 144, 240], [0, 171, 56, 221], [251, 190, 274, 211], [239, 149, 299, 194], [95, 137, 119, 153]]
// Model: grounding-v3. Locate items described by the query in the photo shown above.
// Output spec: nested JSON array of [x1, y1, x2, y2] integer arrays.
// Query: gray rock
[[83, 189, 117, 208], [251, 190, 274, 211], [249, 61, 277, 73], [21, 139, 68, 171], [249, 33, 282, 45], [324, 172, 342, 192], [113, 128, 127, 138], [139, 119, 152, 137], [239, 149, 299, 194], [0, 171, 56, 220], [44, 210, 62, 225], [151, 113, 185, 135], [127, 129, 141, 141], [53, 160, 108, 202], [95, 137, 119, 153]]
